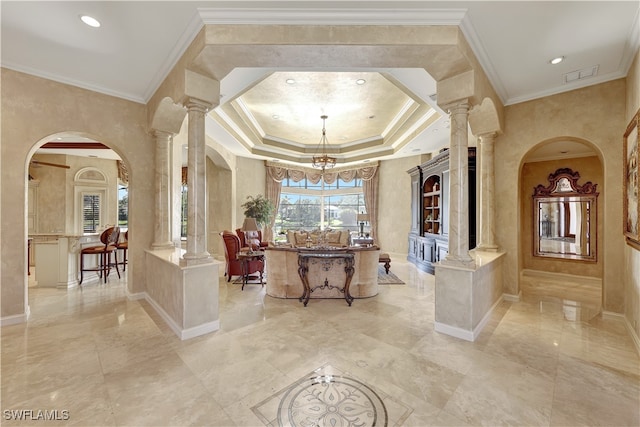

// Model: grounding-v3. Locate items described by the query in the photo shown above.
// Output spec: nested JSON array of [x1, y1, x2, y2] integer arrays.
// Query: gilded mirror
[[533, 168, 598, 261]]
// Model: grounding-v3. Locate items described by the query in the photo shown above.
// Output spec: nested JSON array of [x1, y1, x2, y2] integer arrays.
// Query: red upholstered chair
[[80, 226, 121, 285], [236, 228, 269, 251], [220, 231, 264, 282]]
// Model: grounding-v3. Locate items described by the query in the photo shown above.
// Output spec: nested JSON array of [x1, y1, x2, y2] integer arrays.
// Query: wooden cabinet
[[406, 148, 476, 274]]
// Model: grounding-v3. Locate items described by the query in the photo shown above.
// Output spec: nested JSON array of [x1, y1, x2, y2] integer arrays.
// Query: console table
[[297, 251, 355, 306], [264, 246, 379, 300]]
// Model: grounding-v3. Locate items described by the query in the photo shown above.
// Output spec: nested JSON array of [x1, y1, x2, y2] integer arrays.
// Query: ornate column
[[182, 98, 213, 265], [476, 132, 499, 251], [152, 130, 175, 249], [441, 100, 475, 268]]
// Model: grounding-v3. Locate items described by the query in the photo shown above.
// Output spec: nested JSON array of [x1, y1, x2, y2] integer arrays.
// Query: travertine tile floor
[[2, 257, 639, 426]]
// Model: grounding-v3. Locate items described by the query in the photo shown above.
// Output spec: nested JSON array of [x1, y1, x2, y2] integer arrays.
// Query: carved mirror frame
[[532, 168, 599, 261]]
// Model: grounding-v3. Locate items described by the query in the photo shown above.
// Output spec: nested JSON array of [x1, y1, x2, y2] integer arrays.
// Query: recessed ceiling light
[[356, 79, 366, 85], [272, 115, 279, 119], [368, 115, 375, 119], [88, 155, 98, 158], [80, 15, 101, 28], [560, 150, 568, 154], [550, 56, 564, 65], [286, 79, 295, 84], [412, 148, 421, 152]]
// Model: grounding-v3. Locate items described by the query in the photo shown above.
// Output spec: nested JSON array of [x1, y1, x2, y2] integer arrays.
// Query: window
[[83, 194, 101, 233], [181, 183, 188, 238], [275, 177, 365, 233], [181, 166, 188, 238], [118, 185, 128, 229], [74, 167, 108, 234]]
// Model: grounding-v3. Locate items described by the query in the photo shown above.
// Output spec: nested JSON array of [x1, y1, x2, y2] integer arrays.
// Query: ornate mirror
[[533, 168, 599, 261]]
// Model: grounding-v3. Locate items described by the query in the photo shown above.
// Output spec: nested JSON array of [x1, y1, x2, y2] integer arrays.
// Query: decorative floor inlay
[[251, 365, 413, 427]]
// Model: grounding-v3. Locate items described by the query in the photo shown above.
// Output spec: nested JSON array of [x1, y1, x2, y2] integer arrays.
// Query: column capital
[[478, 131, 498, 141], [442, 99, 470, 114], [185, 98, 212, 113], [151, 129, 173, 141]]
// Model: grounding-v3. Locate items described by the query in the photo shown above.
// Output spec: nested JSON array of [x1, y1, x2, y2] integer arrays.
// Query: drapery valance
[[265, 161, 379, 184]]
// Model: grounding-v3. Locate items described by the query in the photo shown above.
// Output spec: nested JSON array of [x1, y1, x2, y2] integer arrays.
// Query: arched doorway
[[25, 133, 131, 294], [518, 138, 605, 312]]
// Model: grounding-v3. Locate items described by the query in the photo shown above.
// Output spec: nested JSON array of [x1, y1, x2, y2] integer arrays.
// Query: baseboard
[[435, 295, 503, 342], [126, 291, 146, 301], [144, 293, 183, 338], [180, 320, 220, 340], [144, 293, 219, 340], [601, 311, 640, 356], [434, 322, 475, 341], [474, 296, 504, 338], [502, 291, 521, 302], [623, 315, 640, 356], [1, 312, 28, 326]]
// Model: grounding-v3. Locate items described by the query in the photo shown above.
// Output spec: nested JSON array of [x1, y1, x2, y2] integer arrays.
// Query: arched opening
[[25, 133, 131, 294], [518, 137, 605, 314]]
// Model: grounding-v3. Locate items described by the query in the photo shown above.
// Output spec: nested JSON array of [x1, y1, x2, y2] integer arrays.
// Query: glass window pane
[[118, 185, 128, 229], [83, 194, 100, 233]]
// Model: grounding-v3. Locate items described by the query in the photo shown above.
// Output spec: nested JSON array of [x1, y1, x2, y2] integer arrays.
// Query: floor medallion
[[277, 374, 387, 427]]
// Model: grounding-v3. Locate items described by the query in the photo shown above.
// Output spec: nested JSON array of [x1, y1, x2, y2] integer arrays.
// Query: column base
[[475, 244, 499, 252], [152, 242, 176, 250], [440, 255, 476, 270], [180, 253, 213, 266]]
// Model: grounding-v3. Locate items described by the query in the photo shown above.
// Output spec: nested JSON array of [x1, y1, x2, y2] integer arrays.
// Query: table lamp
[[356, 213, 370, 237], [242, 217, 259, 253]]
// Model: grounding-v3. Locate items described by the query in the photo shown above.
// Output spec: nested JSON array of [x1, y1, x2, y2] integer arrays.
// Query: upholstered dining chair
[[117, 230, 128, 271], [220, 231, 264, 282], [80, 226, 121, 285]]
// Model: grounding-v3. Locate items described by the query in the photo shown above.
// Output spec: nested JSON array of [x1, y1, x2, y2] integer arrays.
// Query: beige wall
[[207, 157, 233, 260], [497, 79, 627, 311], [29, 154, 120, 234], [1, 69, 154, 318], [625, 50, 640, 338], [29, 154, 67, 233], [235, 156, 267, 232], [520, 156, 603, 277], [378, 155, 421, 255]]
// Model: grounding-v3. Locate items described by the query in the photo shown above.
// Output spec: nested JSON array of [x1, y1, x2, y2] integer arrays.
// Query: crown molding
[[198, 6, 467, 26]]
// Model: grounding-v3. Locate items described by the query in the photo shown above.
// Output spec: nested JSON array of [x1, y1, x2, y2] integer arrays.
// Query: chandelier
[[312, 115, 337, 171]]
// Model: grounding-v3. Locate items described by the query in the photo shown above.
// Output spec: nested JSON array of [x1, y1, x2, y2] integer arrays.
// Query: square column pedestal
[[434, 250, 505, 341], [145, 248, 221, 340]]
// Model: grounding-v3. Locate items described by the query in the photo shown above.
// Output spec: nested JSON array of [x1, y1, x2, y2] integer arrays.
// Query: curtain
[[265, 161, 379, 240], [117, 160, 129, 185], [264, 166, 287, 241], [362, 167, 379, 240]]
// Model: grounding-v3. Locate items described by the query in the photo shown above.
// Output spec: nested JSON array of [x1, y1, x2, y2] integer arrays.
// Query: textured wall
[[377, 155, 422, 255], [625, 49, 640, 340], [235, 156, 267, 231], [1, 69, 153, 318], [497, 79, 627, 312]]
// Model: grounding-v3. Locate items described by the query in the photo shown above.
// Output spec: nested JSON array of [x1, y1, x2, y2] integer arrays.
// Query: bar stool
[[79, 226, 121, 285], [117, 230, 128, 271]]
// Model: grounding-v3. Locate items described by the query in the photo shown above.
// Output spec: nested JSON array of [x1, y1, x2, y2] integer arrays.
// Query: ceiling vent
[[563, 65, 599, 84]]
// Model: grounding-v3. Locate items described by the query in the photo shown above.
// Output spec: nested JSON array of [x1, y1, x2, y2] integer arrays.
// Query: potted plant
[[241, 195, 275, 229]]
